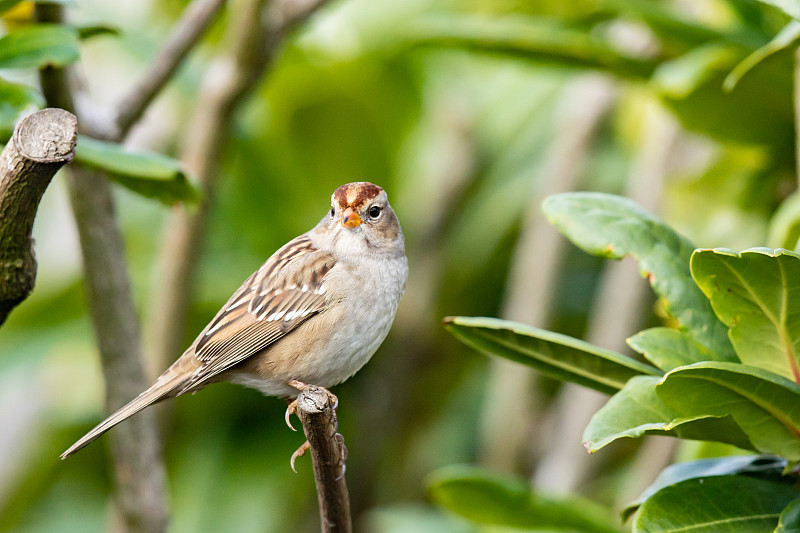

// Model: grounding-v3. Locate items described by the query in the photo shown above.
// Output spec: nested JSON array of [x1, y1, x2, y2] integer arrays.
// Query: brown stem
[[35, 5, 168, 532], [106, 0, 228, 141], [0, 108, 77, 324], [65, 168, 169, 532], [295, 387, 352, 533]]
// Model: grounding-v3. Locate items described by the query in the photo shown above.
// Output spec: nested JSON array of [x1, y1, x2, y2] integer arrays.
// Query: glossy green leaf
[[633, 476, 800, 532], [408, 14, 658, 79], [583, 376, 754, 453], [691, 248, 800, 381], [543, 192, 733, 359], [623, 455, 787, 520], [444, 316, 660, 395], [0, 24, 80, 69], [628, 327, 737, 371], [0, 78, 43, 139], [751, 0, 800, 20], [427, 465, 623, 533], [657, 362, 800, 460], [724, 21, 800, 91], [74, 136, 199, 205], [777, 497, 800, 532]]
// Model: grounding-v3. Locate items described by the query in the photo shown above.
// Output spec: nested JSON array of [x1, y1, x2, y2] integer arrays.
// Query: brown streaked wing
[[179, 234, 335, 393]]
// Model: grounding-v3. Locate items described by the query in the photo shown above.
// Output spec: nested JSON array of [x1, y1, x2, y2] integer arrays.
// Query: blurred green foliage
[[2, 0, 800, 531]]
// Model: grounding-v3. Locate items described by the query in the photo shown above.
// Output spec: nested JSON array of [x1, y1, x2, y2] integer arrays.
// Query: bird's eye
[[330, 207, 335, 217], [369, 205, 381, 219]]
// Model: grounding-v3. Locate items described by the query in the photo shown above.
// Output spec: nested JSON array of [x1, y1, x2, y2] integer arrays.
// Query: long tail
[[60, 371, 186, 459]]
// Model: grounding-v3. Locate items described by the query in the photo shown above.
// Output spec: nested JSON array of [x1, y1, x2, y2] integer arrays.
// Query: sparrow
[[62, 182, 408, 459]]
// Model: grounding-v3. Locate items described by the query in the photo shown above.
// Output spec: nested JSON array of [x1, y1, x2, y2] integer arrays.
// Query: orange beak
[[341, 207, 362, 228]]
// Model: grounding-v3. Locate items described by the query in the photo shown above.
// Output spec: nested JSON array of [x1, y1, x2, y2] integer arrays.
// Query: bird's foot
[[284, 379, 342, 473], [284, 379, 338, 431], [290, 440, 310, 473]]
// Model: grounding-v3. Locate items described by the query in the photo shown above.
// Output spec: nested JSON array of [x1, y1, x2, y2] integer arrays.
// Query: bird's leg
[[284, 379, 342, 472], [284, 379, 339, 430]]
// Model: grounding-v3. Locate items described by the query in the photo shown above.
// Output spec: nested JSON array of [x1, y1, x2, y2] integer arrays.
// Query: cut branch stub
[[295, 386, 353, 533], [0, 107, 78, 324]]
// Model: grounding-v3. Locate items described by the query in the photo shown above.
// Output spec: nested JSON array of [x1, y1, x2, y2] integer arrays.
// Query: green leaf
[[624, 455, 788, 521], [427, 465, 623, 533], [628, 327, 738, 371], [653, 41, 794, 147], [408, 14, 658, 79], [76, 24, 120, 41], [0, 78, 43, 139], [543, 192, 734, 359], [657, 362, 800, 460], [691, 248, 800, 381], [633, 476, 800, 532], [583, 376, 754, 453], [73, 136, 199, 205], [443, 316, 660, 395], [724, 21, 800, 91], [0, 24, 80, 69], [751, 0, 800, 20], [777, 497, 800, 532]]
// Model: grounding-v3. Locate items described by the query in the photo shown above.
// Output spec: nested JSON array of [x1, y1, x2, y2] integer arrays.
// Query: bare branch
[[65, 168, 169, 533], [107, 0, 228, 141], [295, 387, 352, 533], [265, 0, 329, 50], [0, 108, 77, 324], [35, 5, 168, 532]]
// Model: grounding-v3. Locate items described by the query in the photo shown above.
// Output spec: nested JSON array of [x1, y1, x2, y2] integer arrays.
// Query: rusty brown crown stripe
[[333, 182, 383, 208]]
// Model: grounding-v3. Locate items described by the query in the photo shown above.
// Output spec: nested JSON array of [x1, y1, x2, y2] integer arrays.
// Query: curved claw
[[334, 432, 348, 480], [285, 400, 298, 431], [290, 440, 310, 473]]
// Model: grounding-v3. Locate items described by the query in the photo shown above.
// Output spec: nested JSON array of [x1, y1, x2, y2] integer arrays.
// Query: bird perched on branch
[[62, 182, 408, 459]]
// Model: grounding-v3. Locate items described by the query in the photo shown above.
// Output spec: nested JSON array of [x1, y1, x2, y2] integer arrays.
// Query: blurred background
[[0, 0, 797, 531]]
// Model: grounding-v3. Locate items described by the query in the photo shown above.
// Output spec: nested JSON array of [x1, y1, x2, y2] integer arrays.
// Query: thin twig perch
[[0, 108, 77, 325], [295, 387, 353, 533]]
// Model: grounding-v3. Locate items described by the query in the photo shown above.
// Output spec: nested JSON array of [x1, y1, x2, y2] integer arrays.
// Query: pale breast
[[227, 253, 408, 398]]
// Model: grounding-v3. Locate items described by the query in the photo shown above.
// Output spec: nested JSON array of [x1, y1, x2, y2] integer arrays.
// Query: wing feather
[[180, 234, 335, 393]]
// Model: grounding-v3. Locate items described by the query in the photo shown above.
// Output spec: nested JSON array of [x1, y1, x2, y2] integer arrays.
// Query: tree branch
[[295, 387, 352, 533], [0, 108, 77, 324], [35, 5, 168, 533], [104, 0, 228, 141]]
